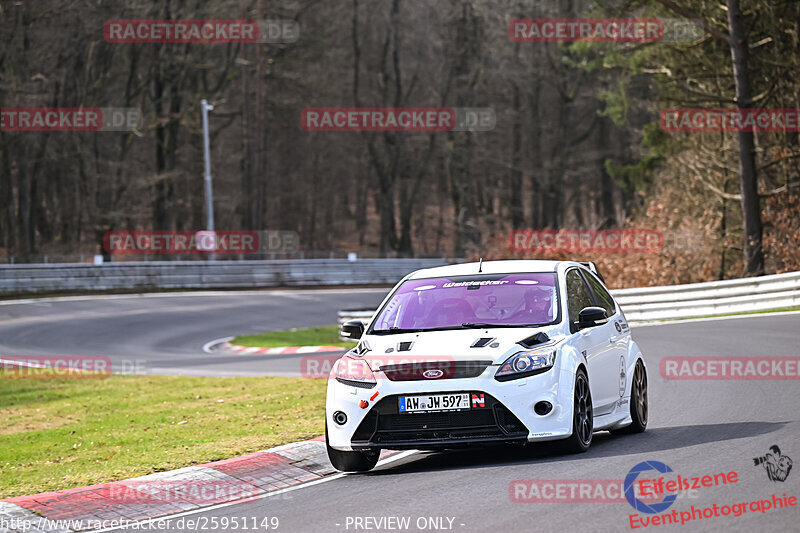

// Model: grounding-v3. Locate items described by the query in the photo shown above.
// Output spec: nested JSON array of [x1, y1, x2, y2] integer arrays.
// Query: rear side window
[[566, 269, 594, 325], [584, 271, 616, 317]]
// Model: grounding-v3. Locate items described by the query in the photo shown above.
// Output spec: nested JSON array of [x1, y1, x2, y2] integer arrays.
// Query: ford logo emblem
[[422, 369, 444, 379]]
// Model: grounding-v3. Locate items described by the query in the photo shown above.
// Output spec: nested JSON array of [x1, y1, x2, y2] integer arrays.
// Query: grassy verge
[[0, 375, 326, 499], [675, 305, 800, 321], [233, 325, 356, 349]]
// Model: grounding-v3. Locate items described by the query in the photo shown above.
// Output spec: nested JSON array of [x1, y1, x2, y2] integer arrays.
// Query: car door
[[583, 270, 630, 408], [565, 269, 616, 413]]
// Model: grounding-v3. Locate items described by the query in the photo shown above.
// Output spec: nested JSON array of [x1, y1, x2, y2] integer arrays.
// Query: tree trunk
[[726, 0, 764, 275], [509, 77, 524, 229], [528, 82, 543, 228], [598, 117, 616, 228]]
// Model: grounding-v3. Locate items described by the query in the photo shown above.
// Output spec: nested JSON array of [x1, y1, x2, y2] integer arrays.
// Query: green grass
[[0, 375, 326, 499], [675, 305, 800, 321], [233, 325, 357, 349]]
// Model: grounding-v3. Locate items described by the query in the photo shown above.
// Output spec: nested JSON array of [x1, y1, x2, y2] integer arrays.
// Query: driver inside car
[[513, 286, 554, 322]]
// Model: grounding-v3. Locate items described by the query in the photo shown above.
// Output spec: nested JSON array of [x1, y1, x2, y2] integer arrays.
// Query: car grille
[[379, 360, 492, 381], [351, 392, 528, 447]]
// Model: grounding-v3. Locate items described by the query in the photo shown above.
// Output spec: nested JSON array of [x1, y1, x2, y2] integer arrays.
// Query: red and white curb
[[0, 438, 402, 533], [226, 343, 345, 355], [201, 336, 346, 356]]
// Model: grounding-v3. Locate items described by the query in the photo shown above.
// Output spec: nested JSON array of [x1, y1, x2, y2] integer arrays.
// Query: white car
[[325, 260, 648, 471]]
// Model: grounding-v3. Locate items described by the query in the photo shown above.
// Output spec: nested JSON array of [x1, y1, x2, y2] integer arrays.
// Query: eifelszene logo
[[624, 461, 678, 514], [753, 445, 793, 482]]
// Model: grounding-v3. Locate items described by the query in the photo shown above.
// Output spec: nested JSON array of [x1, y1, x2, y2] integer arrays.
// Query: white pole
[[201, 99, 216, 260]]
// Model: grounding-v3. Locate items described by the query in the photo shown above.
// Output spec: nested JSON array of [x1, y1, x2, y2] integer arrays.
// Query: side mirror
[[340, 320, 365, 340], [578, 307, 609, 330]]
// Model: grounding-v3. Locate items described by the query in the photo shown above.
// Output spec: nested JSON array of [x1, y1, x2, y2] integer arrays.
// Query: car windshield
[[370, 273, 559, 333]]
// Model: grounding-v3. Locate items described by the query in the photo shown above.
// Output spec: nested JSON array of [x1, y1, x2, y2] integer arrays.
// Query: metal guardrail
[[0, 259, 455, 295], [337, 271, 800, 332], [613, 271, 800, 322]]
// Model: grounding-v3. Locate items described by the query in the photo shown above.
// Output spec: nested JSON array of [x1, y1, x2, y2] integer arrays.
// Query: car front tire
[[559, 368, 593, 453], [325, 422, 380, 472]]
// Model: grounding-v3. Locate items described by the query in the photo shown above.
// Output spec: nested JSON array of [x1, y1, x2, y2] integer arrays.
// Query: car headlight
[[495, 350, 556, 381], [334, 357, 377, 388]]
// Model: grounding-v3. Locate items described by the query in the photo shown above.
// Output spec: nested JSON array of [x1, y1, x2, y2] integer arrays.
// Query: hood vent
[[470, 337, 496, 348], [397, 341, 414, 352], [518, 332, 550, 349]]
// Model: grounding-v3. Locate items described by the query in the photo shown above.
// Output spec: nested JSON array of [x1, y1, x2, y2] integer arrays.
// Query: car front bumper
[[325, 364, 577, 451]]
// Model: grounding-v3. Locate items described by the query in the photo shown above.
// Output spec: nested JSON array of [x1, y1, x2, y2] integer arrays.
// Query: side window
[[566, 270, 594, 325], [584, 271, 616, 317]]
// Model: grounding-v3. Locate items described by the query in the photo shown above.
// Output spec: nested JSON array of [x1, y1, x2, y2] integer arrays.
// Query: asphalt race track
[[0, 289, 386, 376], [2, 291, 799, 532]]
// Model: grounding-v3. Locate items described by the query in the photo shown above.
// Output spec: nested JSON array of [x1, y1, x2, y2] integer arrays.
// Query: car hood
[[358, 326, 564, 369]]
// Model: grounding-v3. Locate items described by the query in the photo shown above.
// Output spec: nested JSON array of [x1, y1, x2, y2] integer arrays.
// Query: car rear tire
[[610, 359, 648, 435], [559, 368, 593, 453], [325, 422, 380, 472]]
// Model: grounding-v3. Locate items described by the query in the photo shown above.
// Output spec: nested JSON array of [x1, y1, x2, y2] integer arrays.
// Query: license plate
[[398, 393, 470, 413]]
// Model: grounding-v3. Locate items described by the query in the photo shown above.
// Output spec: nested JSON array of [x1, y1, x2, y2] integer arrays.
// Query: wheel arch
[[623, 338, 647, 399], [558, 342, 587, 376]]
